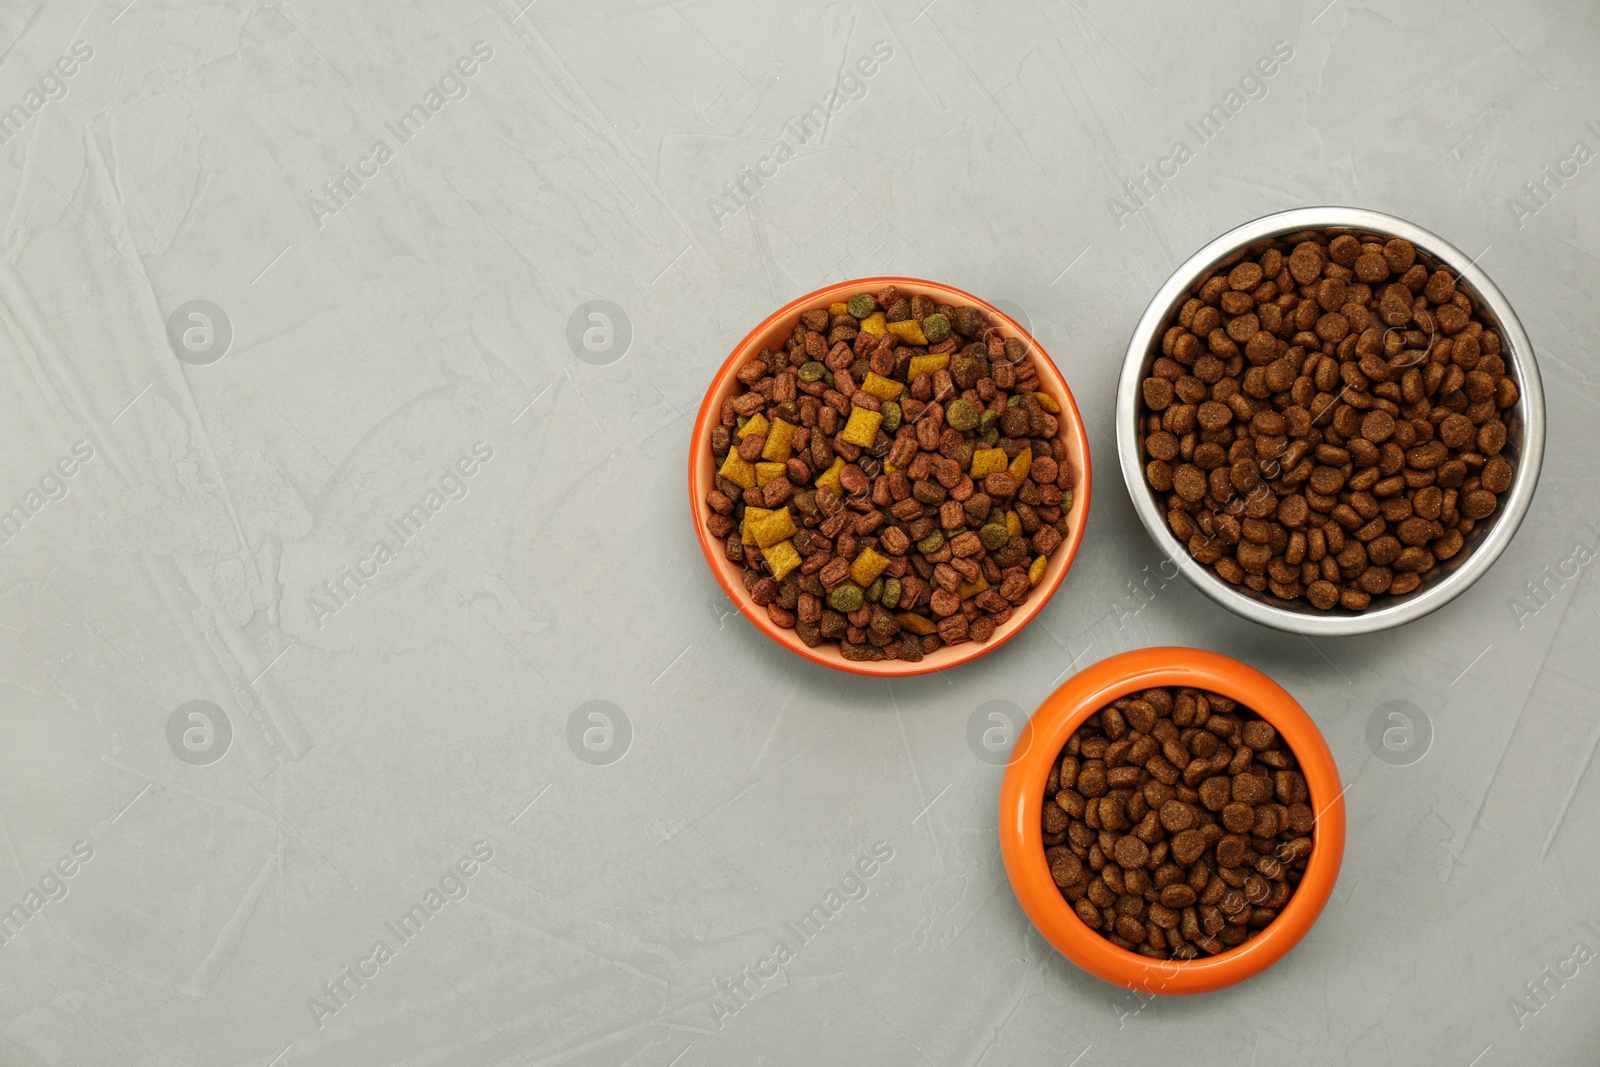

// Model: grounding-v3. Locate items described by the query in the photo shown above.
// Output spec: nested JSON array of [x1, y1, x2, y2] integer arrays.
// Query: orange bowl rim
[[998, 645, 1346, 994], [689, 276, 1093, 677]]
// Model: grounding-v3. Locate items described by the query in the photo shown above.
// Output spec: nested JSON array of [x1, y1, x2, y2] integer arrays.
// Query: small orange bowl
[[690, 277, 1092, 677], [999, 647, 1345, 994]]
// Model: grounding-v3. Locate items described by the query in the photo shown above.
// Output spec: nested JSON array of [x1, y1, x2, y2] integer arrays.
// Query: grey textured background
[[0, 0, 1596, 1064]]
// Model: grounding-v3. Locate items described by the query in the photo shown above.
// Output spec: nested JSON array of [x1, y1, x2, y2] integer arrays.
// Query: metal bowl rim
[[1116, 206, 1546, 637]]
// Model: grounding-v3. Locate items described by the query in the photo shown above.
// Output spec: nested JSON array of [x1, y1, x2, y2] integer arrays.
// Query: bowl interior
[[1120, 210, 1543, 634], [692, 277, 1092, 676], [999, 647, 1345, 994]]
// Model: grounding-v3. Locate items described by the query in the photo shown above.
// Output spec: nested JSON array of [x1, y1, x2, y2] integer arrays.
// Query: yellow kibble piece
[[1006, 510, 1022, 538], [755, 461, 787, 487], [859, 311, 887, 337], [956, 575, 990, 600], [814, 457, 846, 494], [763, 539, 802, 581], [906, 353, 949, 381], [719, 450, 757, 489], [970, 448, 1009, 478], [1029, 555, 1048, 586], [849, 547, 891, 587], [1009, 449, 1033, 483], [741, 506, 772, 545], [887, 319, 928, 346], [828, 302, 849, 316], [762, 418, 796, 462], [738, 412, 769, 440], [898, 612, 938, 635], [747, 506, 797, 549], [1033, 391, 1061, 414], [861, 372, 904, 401], [839, 407, 883, 447]]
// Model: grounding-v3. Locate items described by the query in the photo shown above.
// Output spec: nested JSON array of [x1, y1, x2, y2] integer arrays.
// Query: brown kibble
[[1170, 829, 1208, 865], [1139, 228, 1519, 613], [1114, 836, 1150, 869], [1221, 802, 1256, 833]]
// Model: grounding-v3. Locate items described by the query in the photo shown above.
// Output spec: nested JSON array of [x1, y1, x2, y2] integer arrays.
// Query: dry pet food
[[704, 287, 1077, 661], [1042, 687, 1314, 960], [1139, 229, 1520, 610]]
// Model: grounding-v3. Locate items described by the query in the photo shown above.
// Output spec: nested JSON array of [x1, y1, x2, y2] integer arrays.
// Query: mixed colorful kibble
[[1043, 687, 1314, 960], [704, 287, 1076, 661], [1140, 229, 1520, 610]]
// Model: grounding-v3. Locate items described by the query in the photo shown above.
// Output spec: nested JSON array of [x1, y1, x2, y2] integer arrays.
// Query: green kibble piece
[[881, 577, 902, 609], [917, 531, 945, 554], [979, 523, 1010, 550], [865, 576, 884, 603], [829, 583, 864, 613], [1061, 490, 1073, 511], [980, 426, 1000, 446], [798, 361, 826, 382], [881, 401, 902, 433], [1007, 394, 1024, 408], [946, 397, 982, 431], [847, 293, 876, 319], [823, 369, 836, 387], [922, 313, 952, 344], [979, 409, 997, 432]]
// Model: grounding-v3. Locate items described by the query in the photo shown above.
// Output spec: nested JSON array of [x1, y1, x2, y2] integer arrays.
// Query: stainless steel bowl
[[1117, 207, 1545, 636]]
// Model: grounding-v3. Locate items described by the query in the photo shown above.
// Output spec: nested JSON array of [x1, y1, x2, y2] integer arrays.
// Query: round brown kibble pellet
[[1173, 464, 1207, 502], [1241, 721, 1276, 750], [1234, 776, 1272, 804], [1228, 262, 1264, 291], [1143, 377, 1175, 410], [1114, 836, 1150, 869], [1481, 456, 1513, 494], [1461, 489, 1498, 520], [1360, 409, 1395, 443], [1215, 834, 1247, 868], [1197, 401, 1232, 431], [1170, 829, 1208, 865], [1161, 884, 1197, 908], [1159, 799, 1196, 833], [1439, 413, 1474, 449], [1199, 776, 1232, 811], [1353, 252, 1389, 283], [1221, 802, 1256, 833], [1307, 580, 1339, 610]]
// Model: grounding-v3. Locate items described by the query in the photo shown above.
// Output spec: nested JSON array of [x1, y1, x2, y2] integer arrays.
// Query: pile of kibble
[[704, 287, 1075, 661], [1139, 230, 1519, 611], [1042, 687, 1314, 960]]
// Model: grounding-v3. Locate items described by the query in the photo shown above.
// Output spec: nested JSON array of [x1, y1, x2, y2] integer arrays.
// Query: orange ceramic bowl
[[690, 277, 1092, 677], [998, 647, 1345, 994]]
